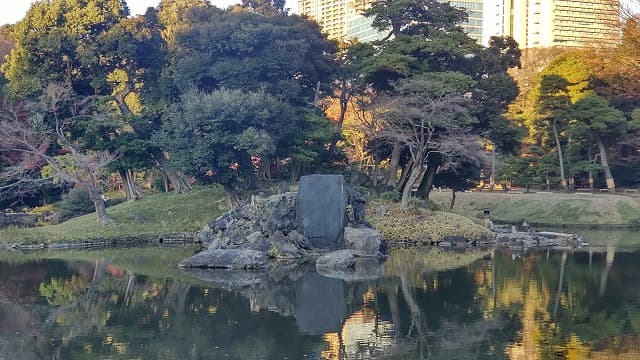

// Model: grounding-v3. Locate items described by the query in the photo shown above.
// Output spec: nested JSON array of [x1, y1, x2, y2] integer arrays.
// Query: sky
[[0, 0, 299, 26]]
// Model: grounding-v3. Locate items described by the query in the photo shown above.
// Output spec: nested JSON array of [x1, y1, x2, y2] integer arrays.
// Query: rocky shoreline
[[0, 232, 198, 251]]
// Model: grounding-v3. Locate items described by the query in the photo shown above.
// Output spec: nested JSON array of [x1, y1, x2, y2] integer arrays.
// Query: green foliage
[[170, 8, 336, 105], [58, 188, 95, 221], [2, 0, 129, 98], [364, 0, 468, 38], [41, 154, 76, 184], [571, 93, 628, 139], [155, 88, 295, 186], [380, 190, 400, 202], [498, 146, 560, 188], [39, 276, 87, 306]]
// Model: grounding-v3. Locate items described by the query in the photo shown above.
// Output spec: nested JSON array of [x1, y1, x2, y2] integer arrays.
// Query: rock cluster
[[494, 228, 586, 249], [180, 176, 386, 271], [200, 192, 311, 260]]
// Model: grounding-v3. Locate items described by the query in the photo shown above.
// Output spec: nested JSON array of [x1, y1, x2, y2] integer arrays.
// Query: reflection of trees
[[5, 246, 640, 359], [490, 247, 640, 359], [376, 248, 509, 360]]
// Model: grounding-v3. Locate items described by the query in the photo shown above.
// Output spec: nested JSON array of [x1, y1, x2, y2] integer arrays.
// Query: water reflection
[[0, 234, 640, 359]]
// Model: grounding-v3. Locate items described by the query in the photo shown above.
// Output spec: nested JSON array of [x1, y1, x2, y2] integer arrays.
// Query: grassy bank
[[366, 199, 493, 243], [0, 186, 228, 243], [1, 185, 502, 245], [430, 191, 640, 227]]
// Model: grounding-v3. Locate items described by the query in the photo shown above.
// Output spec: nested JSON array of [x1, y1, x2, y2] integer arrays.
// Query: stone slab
[[297, 174, 348, 250]]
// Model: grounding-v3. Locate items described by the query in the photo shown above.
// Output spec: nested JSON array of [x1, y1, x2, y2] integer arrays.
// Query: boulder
[[197, 224, 213, 243], [344, 226, 385, 258], [297, 175, 348, 250], [178, 249, 268, 270], [315, 250, 356, 270], [269, 231, 303, 259], [317, 258, 384, 281]]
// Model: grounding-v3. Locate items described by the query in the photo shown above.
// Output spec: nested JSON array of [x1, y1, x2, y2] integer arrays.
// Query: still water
[[1, 229, 640, 359]]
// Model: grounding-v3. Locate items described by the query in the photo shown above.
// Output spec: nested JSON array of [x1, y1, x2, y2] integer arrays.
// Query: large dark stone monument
[[297, 174, 348, 250]]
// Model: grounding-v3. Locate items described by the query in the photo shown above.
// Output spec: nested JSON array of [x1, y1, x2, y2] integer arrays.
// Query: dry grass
[[366, 199, 493, 243], [430, 191, 640, 226]]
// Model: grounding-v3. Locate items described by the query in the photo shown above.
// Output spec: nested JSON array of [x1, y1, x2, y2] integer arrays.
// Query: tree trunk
[[385, 141, 402, 187], [223, 184, 240, 209], [400, 163, 423, 210], [568, 176, 575, 191], [328, 82, 351, 158], [290, 161, 302, 182], [588, 149, 594, 193], [372, 160, 379, 196], [86, 184, 113, 225], [154, 149, 190, 193], [396, 159, 413, 192], [552, 122, 568, 191], [417, 163, 438, 200], [489, 148, 496, 188], [112, 89, 191, 194], [595, 134, 615, 192], [258, 157, 270, 180], [449, 189, 456, 209], [118, 169, 144, 201]]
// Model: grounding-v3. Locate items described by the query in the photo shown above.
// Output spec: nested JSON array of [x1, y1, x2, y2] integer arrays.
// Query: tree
[[166, 8, 337, 180], [0, 83, 116, 224], [170, 9, 336, 105], [536, 75, 572, 191], [364, 0, 468, 41], [2, 0, 192, 195], [155, 88, 297, 201], [157, 0, 210, 47], [378, 72, 477, 209], [433, 158, 482, 209], [571, 94, 634, 192], [1, 0, 128, 98]]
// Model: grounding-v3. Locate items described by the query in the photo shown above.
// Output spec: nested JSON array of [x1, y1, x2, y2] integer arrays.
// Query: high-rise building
[[299, 0, 351, 40], [507, 0, 620, 48], [298, 0, 620, 48], [448, 0, 485, 43]]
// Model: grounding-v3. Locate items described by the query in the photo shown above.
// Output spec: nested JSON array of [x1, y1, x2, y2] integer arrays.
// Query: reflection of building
[[299, 0, 620, 48]]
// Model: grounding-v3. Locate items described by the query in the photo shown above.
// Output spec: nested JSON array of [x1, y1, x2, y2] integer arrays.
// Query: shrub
[[57, 189, 95, 221], [380, 190, 400, 202]]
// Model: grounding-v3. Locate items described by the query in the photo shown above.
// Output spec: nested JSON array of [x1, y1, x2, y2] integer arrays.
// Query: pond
[[1, 229, 640, 359]]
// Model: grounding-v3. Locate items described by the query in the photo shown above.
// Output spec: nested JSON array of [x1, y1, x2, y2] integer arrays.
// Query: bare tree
[[0, 83, 117, 224], [379, 73, 478, 209]]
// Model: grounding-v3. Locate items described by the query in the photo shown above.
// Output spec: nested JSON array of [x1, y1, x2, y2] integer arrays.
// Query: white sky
[[0, 0, 299, 26]]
